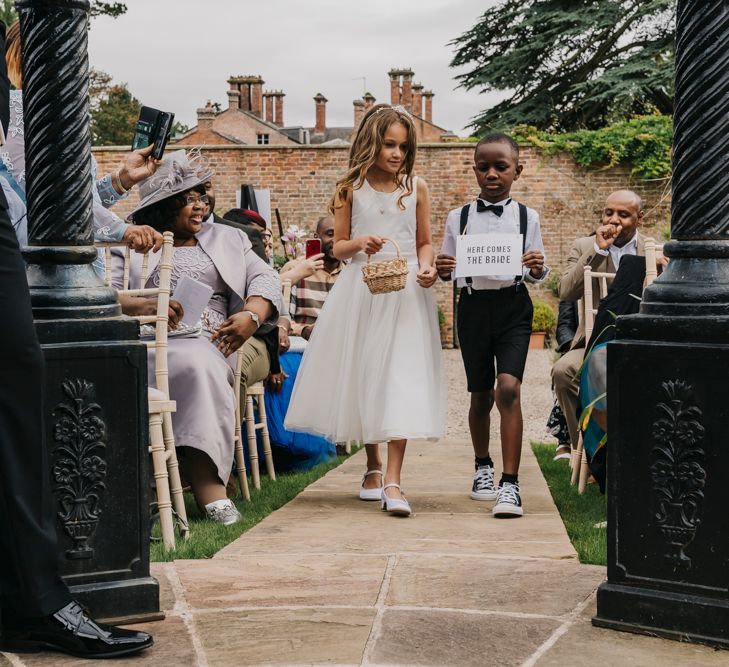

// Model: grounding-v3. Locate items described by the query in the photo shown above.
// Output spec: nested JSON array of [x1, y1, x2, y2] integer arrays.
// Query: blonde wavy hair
[[329, 104, 417, 213], [5, 21, 21, 89]]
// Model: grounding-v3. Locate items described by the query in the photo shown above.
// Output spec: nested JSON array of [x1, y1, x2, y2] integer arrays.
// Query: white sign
[[454, 233, 523, 278]]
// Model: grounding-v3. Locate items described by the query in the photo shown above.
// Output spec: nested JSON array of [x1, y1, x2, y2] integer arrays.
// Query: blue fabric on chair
[[263, 350, 335, 471]]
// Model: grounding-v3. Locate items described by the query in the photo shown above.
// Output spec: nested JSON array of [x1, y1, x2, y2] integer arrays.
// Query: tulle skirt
[[284, 260, 445, 444]]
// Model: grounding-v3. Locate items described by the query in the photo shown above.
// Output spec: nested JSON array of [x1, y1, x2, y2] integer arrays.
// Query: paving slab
[[175, 555, 388, 609], [534, 596, 729, 666], [194, 608, 375, 666], [368, 609, 559, 667], [386, 555, 604, 616]]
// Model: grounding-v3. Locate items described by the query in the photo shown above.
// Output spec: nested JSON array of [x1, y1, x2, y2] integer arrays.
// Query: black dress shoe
[[1, 601, 153, 659]]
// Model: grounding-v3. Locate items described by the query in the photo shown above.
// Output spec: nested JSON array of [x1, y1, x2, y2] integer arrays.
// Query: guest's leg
[[238, 336, 271, 409], [551, 348, 585, 450], [383, 439, 407, 500], [494, 374, 522, 475], [0, 203, 70, 617], [362, 443, 383, 489], [183, 448, 228, 508]]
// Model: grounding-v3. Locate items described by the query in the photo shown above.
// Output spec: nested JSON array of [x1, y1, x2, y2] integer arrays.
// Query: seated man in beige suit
[[551, 190, 646, 458]]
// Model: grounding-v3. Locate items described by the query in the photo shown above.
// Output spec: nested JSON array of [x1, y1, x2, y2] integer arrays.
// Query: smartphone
[[132, 106, 175, 160], [305, 238, 321, 258]]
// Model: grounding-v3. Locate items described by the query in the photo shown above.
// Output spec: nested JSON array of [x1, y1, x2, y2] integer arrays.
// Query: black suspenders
[[459, 201, 528, 290]]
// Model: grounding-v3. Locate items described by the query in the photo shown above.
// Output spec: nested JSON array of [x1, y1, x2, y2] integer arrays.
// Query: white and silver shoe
[[470, 463, 497, 501], [359, 469, 384, 501], [205, 499, 242, 526], [381, 483, 412, 517], [492, 482, 524, 518]]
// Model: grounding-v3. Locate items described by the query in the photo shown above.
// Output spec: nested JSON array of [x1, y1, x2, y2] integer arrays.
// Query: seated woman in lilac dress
[[112, 151, 281, 525]]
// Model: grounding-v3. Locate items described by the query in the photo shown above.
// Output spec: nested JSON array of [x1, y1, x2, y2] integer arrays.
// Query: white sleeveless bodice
[[350, 177, 418, 266]]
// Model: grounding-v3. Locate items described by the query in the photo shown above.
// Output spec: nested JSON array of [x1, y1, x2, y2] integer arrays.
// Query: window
[[257, 133, 270, 145]]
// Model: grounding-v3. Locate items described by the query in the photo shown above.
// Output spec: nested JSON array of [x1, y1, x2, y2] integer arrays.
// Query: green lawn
[[151, 449, 358, 562], [531, 443, 607, 565]]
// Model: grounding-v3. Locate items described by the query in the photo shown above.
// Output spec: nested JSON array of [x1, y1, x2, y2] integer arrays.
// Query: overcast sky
[[87, 0, 504, 137]]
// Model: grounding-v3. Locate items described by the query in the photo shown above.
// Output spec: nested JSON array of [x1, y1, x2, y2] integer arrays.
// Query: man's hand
[[267, 370, 290, 394], [167, 300, 184, 329], [416, 265, 438, 288], [301, 324, 314, 341], [299, 253, 324, 277], [435, 253, 456, 279], [278, 325, 290, 353], [210, 311, 258, 356], [118, 144, 163, 190], [118, 296, 183, 329], [123, 225, 163, 253], [359, 235, 384, 255], [523, 250, 545, 279], [595, 224, 622, 251]]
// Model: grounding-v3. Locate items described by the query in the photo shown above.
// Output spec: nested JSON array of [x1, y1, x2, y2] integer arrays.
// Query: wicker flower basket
[[361, 237, 409, 295]]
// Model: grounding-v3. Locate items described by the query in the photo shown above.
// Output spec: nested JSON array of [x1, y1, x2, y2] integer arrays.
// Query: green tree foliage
[[450, 0, 675, 132], [513, 114, 673, 179], [0, 1, 126, 25], [89, 69, 141, 145]]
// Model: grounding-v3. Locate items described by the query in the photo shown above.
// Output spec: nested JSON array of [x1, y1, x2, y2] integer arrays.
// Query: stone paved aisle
[[5, 351, 727, 666]]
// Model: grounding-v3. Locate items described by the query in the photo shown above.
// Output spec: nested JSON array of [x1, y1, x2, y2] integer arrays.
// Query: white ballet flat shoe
[[381, 483, 412, 517], [359, 469, 384, 501]]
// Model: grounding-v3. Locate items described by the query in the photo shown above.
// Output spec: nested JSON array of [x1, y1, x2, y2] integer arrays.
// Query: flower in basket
[[280, 224, 306, 259]]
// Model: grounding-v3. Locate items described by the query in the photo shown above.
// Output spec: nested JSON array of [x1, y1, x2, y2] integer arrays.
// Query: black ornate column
[[593, 0, 729, 648], [18, 0, 159, 623]]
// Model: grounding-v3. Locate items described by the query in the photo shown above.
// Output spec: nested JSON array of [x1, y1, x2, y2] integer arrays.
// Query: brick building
[[94, 143, 671, 345], [173, 68, 453, 147]]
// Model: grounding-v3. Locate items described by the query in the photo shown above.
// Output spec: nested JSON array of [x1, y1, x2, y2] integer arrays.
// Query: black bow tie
[[477, 199, 511, 216]]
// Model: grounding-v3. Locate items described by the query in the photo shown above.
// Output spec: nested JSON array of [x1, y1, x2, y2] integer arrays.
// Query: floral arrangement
[[280, 224, 306, 259]]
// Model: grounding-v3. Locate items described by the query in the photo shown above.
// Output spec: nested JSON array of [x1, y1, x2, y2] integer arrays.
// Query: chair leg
[[256, 393, 276, 482], [162, 411, 189, 539], [578, 448, 590, 495], [570, 436, 583, 486], [246, 395, 261, 490], [345, 441, 352, 455], [149, 411, 175, 551], [234, 409, 251, 501]]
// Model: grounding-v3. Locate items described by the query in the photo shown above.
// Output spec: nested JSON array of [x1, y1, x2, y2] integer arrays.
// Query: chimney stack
[[314, 93, 328, 134], [273, 91, 285, 127], [251, 76, 264, 118], [388, 68, 401, 105], [412, 83, 424, 117], [264, 92, 274, 123], [353, 98, 365, 128], [401, 69, 413, 112], [423, 90, 434, 123], [196, 102, 215, 132], [363, 91, 376, 111], [227, 89, 240, 111]]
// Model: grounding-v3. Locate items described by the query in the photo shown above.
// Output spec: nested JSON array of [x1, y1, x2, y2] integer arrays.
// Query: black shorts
[[457, 285, 533, 392]]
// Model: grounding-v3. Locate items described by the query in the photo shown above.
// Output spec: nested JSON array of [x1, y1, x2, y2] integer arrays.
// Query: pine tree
[[450, 0, 675, 132]]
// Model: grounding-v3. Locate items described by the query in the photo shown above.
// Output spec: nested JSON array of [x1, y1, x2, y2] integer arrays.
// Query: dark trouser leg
[[0, 204, 70, 618], [551, 348, 585, 450]]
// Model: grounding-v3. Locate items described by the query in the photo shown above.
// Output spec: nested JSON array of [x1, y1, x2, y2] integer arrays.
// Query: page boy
[[436, 133, 548, 517]]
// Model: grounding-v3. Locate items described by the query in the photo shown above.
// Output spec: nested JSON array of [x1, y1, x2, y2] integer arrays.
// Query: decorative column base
[[41, 323, 160, 624], [594, 338, 729, 650]]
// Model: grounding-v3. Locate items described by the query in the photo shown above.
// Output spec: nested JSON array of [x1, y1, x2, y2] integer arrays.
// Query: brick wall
[[94, 143, 671, 345]]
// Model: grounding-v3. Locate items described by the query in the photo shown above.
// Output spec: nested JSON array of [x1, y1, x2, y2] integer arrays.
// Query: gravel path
[[444, 347, 558, 445]]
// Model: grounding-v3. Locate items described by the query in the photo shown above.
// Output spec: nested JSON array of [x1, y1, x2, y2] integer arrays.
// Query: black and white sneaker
[[470, 464, 497, 501], [492, 482, 523, 517]]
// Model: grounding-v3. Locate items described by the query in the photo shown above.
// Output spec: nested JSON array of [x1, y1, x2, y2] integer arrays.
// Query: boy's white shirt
[[441, 197, 550, 290]]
